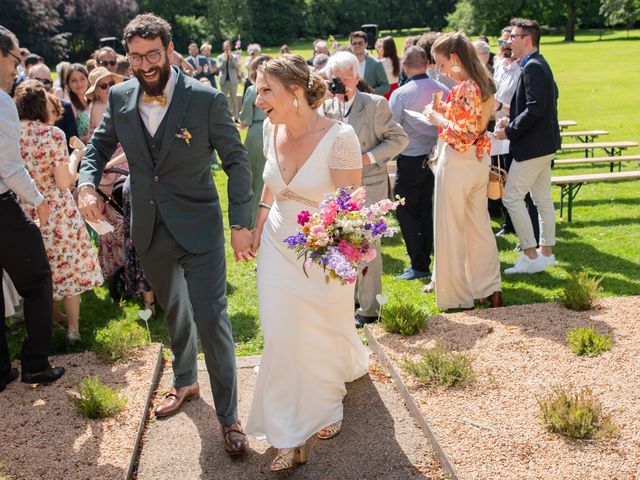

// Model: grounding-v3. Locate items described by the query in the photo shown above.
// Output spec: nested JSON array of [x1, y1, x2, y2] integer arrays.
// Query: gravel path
[[370, 297, 640, 480], [136, 353, 447, 480]]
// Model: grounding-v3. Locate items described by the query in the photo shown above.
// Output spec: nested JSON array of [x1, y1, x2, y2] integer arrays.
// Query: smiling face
[[509, 27, 532, 61], [127, 36, 173, 96], [68, 70, 89, 98], [255, 70, 299, 124]]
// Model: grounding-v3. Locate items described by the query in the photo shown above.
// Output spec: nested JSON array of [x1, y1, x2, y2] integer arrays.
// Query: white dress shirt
[[0, 91, 44, 206], [138, 67, 178, 137]]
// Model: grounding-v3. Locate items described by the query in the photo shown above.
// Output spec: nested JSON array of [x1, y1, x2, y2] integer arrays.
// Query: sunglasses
[[33, 77, 53, 86], [98, 60, 117, 67], [98, 80, 116, 89], [510, 34, 530, 38], [351, 41, 366, 47]]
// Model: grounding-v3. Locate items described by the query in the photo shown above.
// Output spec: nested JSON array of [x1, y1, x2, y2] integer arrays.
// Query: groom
[[78, 14, 253, 455]]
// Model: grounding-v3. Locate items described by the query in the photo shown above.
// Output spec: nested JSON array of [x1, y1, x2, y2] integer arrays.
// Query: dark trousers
[[394, 154, 434, 273], [137, 215, 238, 426], [0, 193, 53, 376], [490, 154, 540, 246]]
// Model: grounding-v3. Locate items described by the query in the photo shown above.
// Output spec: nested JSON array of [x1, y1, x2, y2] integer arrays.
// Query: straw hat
[[85, 66, 123, 101]]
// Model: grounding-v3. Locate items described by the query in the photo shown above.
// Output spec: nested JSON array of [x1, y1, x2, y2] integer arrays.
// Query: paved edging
[[126, 343, 165, 480], [364, 326, 460, 480]]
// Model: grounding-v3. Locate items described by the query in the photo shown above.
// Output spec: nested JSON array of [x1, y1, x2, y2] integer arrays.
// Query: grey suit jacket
[[79, 69, 253, 254], [217, 53, 240, 87], [363, 56, 390, 96], [324, 91, 407, 185]]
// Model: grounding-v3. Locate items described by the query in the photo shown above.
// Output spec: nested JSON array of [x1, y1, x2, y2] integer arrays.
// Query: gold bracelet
[[259, 202, 272, 210]]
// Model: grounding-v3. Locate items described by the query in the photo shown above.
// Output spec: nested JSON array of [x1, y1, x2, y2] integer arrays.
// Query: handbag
[[487, 155, 508, 200]]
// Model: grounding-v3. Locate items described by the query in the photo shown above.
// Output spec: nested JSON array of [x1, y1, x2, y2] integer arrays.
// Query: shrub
[[73, 376, 127, 419], [93, 318, 149, 362], [403, 344, 475, 388], [537, 385, 617, 439], [381, 302, 427, 336], [561, 272, 602, 311], [567, 326, 612, 356]]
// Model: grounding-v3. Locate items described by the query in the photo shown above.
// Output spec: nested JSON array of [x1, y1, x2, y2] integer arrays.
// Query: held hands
[[231, 228, 255, 262], [77, 186, 105, 222]]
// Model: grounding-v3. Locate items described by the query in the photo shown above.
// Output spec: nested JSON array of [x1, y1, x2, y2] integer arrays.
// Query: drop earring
[[292, 97, 300, 108], [451, 64, 461, 73]]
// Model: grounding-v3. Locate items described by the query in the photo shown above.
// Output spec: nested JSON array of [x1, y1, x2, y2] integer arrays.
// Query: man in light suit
[[349, 31, 389, 96], [323, 52, 408, 328], [77, 14, 253, 455], [217, 40, 240, 122]]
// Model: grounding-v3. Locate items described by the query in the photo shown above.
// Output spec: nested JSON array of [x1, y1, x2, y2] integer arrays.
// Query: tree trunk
[[565, 0, 576, 41]]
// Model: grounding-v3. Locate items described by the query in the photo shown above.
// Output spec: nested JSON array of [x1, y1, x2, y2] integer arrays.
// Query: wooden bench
[[559, 120, 577, 131], [559, 130, 609, 143], [559, 140, 639, 158], [554, 154, 640, 172], [552, 170, 640, 222]]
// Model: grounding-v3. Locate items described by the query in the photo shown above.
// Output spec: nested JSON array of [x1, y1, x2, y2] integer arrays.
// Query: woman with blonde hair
[[423, 32, 502, 310], [245, 54, 368, 472]]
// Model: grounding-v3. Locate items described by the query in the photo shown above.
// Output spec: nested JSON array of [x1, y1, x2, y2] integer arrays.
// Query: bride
[[244, 54, 369, 472]]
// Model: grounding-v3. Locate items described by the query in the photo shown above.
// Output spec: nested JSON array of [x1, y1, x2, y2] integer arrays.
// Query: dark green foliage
[[381, 303, 427, 335]]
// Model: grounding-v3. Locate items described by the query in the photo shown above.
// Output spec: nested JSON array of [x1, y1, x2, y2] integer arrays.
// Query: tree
[[600, 0, 640, 28]]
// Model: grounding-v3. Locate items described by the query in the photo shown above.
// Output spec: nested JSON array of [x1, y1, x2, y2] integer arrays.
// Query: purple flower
[[372, 220, 387, 236], [326, 247, 357, 282], [284, 232, 308, 247]]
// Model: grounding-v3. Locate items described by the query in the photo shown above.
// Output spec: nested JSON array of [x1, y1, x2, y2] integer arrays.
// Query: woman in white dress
[[245, 54, 369, 472]]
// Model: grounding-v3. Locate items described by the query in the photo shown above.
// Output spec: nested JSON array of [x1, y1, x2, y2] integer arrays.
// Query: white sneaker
[[504, 254, 547, 274], [539, 253, 555, 269]]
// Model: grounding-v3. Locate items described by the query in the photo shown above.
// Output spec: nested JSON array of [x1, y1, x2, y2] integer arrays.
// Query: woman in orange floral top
[[14, 81, 103, 341], [423, 32, 502, 311]]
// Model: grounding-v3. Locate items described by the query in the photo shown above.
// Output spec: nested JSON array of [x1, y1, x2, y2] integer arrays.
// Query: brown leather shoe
[[222, 421, 248, 456], [485, 291, 503, 308], [154, 383, 200, 418]]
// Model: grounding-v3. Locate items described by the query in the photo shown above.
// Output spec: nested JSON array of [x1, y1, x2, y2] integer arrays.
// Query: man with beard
[[77, 14, 253, 455]]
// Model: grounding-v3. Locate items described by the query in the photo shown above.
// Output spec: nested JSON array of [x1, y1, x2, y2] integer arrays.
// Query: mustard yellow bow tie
[[142, 93, 168, 106]]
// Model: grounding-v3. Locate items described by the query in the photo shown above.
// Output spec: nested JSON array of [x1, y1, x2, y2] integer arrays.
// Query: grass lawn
[[7, 30, 639, 359]]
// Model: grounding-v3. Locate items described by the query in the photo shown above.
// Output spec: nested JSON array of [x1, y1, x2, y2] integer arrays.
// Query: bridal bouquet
[[284, 187, 404, 285]]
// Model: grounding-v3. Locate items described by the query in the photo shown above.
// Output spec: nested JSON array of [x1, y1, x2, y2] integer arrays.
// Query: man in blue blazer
[[496, 18, 560, 275], [77, 14, 253, 455]]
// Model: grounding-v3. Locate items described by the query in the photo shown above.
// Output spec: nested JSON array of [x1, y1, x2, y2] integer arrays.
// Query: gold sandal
[[317, 420, 342, 440], [269, 444, 308, 472]]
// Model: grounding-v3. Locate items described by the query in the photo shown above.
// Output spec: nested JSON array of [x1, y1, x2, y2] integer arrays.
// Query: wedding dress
[[245, 119, 369, 448]]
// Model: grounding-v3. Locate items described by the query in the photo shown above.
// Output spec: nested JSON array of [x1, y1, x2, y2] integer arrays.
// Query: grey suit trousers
[[138, 215, 238, 426], [356, 176, 389, 317]]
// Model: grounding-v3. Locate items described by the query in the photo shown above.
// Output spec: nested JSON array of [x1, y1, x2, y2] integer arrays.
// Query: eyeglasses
[[98, 80, 116, 89], [127, 50, 163, 67], [33, 77, 53, 86], [351, 41, 366, 47], [98, 60, 117, 67], [1, 48, 21, 68], [498, 40, 507, 46], [510, 34, 530, 38]]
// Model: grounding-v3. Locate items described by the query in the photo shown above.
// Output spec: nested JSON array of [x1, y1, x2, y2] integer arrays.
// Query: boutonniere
[[176, 127, 192, 146]]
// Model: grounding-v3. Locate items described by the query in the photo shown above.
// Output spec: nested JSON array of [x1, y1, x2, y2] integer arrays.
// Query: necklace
[[285, 114, 325, 141]]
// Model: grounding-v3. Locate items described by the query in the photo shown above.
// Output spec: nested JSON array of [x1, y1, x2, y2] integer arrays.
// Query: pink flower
[[338, 240, 363, 263], [363, 247, 377, 262], [297, 210, 311, 225]]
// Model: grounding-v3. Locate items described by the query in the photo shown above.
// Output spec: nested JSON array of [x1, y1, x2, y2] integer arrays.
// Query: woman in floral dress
[[15, 81, 103, 340]]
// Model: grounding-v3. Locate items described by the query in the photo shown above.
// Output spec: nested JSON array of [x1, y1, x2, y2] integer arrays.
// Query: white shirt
[[0, 91, 44, 206], [358, 60, 366, 79], [138, 67, 178, 137]]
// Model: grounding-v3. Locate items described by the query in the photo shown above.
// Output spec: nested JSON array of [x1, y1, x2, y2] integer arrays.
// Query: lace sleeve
[[329, 124, 362, 170]]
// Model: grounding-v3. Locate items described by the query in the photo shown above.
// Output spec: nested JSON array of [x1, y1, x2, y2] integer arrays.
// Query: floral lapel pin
[[176, 127, 192, 146]]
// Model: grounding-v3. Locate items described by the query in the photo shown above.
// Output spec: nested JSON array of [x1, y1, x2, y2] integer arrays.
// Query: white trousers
[[503, 153, 556, 250], [433, 145, 501, 309]]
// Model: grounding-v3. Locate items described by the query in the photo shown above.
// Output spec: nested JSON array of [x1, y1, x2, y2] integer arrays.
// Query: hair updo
[[259, 53, 326, 110]]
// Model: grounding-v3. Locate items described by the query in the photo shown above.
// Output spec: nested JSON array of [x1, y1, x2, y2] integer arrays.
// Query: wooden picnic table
[[554, 154, 640, 172], [559, 130, 609, 143], [558, 120, 577, 131], [559, 140, 639, 158], [552, 170, 640, 222]]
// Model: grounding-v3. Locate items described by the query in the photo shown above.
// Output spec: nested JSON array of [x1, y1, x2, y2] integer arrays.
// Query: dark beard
[[133, 61, 171, 96]]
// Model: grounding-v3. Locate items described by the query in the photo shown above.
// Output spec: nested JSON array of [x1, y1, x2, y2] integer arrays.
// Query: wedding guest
[[474, 40, 493, 74], [186, 42, 208, 79], [239, 54, 271, 223], [389, 46, 449, 282], [27, 63, 78, 152], [1, 27, 65, 389], [246, 53, 368, 472], [64, 63, 91, 143], [323, 51, 408, 328], [96, 47, 118, 74], [349, 31, 389, 95], [417, 32, 456, 89], [15, 80, 103, 340], [379, 36, 400, 100], [496, 18, 560, 274], [199, 42, 218, 88], [424, 31, 502, 309], [86, 66, 123, 135], [307, 39, 329, 66], [279, 44, 291, 55], [218, 40, 240, 122], [243, 43, 261, 98], [45, 93, 63, 125], [169, 49, 194, 76], [312, 53, 329, 71]]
